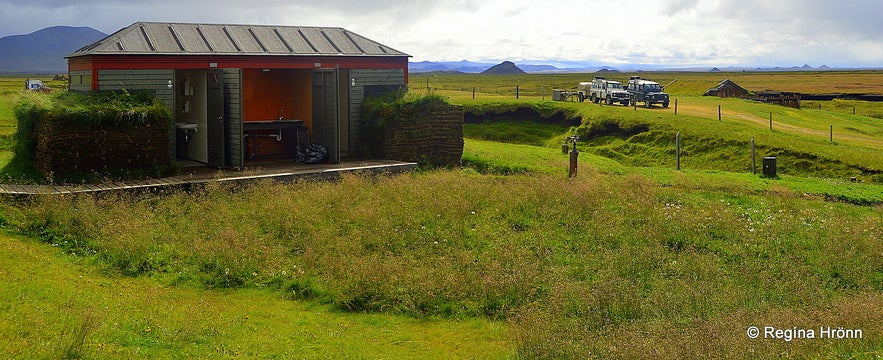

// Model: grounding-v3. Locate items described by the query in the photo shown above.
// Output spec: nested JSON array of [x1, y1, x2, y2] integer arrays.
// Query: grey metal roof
[[69, 22, 409, 57]]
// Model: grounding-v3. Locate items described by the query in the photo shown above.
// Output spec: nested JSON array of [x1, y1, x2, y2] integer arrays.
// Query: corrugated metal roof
[[68, 22, 409, 57]]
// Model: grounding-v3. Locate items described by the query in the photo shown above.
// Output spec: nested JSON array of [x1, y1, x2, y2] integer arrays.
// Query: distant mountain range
[[1, 26, 879, 74], [410, 60, 877, 74], [0, 26, 107, 73], [409, 60, 596, 74]]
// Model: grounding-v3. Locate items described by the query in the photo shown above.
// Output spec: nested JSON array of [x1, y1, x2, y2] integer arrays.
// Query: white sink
[[176, 123, 198, 130]]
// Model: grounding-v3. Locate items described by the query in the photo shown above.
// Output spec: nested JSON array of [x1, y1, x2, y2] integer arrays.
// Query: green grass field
[[0, 232, 511, 358], [424, 71, 883, 184], [412, 71, 883, 98], [1, 72, 882, 358]]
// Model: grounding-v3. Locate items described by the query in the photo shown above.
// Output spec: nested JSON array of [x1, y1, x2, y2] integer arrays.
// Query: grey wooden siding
[[69, 70, 92, 92], [313, 70, 340, 163], [348, 68, 405, 153], [97, 69, 176, 159], [221, 69, 243, 168], [97, 69, 175, 108]]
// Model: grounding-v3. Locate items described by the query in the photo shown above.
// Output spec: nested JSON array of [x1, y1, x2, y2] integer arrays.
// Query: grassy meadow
[[423, 71, 883, 183], [1, 71, 882, 358]]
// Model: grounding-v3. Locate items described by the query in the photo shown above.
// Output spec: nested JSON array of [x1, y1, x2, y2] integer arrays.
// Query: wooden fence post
[[676, 132, 681, 170], [674, 98, 678, 115], [769, 112, 773, 130], [472, 87, 475, 99], [830, 125, 833, 143], [718, 105, 722, 122], [516, 85, 519, 99]]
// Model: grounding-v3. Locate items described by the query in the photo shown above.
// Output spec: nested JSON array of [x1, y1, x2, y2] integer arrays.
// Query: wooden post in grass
[[569, 135, 579, 178], [676, 132, 681, 171], [830, 125, 833, 143], [472, 87, 475, 99], [718, 105, 722, 122], [674, 98, 678, 115], [853, 106, 856, 115], [751, 138, 757, 174], [516, 85, 520, 99], [769, 112, 773, 130]]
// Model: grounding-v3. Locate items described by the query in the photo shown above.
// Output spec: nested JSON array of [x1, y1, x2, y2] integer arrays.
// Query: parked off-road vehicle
[[626, 76, 670, 107], [576, 81, 592, 102], [589, 77, 630, 106]]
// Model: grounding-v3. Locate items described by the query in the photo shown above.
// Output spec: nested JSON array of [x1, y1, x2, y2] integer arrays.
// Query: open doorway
[[174, 70, 208, 164], [241, 68, 312, 161], [173, 69, 226, 167]]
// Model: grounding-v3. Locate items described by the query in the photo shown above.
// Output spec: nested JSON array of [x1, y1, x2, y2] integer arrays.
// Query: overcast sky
[[2, 0, 881, 67]]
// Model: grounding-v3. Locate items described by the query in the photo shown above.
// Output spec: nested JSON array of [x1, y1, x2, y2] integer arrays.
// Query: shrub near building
[[14, 90, 172, 182]]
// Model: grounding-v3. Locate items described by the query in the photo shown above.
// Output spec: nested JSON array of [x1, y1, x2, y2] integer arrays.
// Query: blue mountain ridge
[[0, 26, 107, 73]]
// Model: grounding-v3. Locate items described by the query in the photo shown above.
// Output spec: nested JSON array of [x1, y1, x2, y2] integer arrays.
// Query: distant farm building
[[67, 21, 410, 169], [751, 90, 802, 109], [703, 79, 750, 98]]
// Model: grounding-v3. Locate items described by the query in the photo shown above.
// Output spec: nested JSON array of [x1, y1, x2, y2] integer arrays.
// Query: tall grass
[[4, 169, 881, 358], [0, 233, 510, 359]]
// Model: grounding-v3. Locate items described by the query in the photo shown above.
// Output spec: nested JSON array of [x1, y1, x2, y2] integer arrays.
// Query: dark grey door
[[312, 69, 340, 163], [207, 70, 226, 168]]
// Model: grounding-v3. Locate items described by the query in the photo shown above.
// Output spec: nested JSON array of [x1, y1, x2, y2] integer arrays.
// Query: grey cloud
[[711, 0, 882, 40], [662, 0, 700, 16]]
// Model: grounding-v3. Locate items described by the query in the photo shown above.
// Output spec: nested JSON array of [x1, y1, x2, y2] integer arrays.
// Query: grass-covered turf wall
[[12, 90, 172, 182]]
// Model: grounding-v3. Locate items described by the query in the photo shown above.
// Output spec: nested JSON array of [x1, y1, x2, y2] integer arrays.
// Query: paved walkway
[[0, 159, 417, 196]]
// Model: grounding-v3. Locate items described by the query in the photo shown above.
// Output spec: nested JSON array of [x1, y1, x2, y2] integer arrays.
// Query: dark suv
[[626, 76, 670, 107]]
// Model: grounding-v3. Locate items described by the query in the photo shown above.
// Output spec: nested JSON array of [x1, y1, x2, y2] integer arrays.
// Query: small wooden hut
[[703, 79, 750, 98]]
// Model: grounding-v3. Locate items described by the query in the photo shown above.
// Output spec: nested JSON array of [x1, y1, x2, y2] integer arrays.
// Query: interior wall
[[242, 69, 311, 123], [241, 69, 312, 157], [175, 70, 208, 163]]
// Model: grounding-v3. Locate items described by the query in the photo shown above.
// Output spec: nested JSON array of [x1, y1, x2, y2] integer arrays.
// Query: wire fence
[[410, 82, 883, 118]]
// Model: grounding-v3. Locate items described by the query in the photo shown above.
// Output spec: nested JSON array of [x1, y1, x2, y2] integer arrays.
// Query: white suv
[[589, 77, 630, 106]]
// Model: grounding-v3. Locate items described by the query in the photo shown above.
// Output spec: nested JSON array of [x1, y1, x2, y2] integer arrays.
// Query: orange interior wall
[[241, 69, 312, 157]]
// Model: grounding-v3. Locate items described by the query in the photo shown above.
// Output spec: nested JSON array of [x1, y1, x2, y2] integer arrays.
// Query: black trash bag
[[296, 143, 329, 164]]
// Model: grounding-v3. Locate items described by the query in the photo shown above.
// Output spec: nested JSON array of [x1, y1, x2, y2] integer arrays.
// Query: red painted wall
[[72, 54, 407, 71], [241, 69, 313, 157], [68, 54, 409, 90]]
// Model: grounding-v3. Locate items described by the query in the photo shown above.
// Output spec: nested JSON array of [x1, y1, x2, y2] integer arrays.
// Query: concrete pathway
[[0, 159, 417, 196]]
